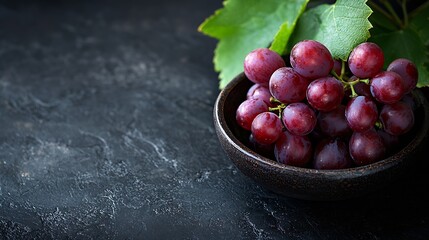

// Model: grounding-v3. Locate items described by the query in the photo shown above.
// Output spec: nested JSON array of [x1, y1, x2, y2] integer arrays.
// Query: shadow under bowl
[[214, 73, 429, 201]]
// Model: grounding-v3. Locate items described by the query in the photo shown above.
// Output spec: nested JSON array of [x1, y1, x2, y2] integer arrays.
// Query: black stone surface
[[0, 0, 428, 239]]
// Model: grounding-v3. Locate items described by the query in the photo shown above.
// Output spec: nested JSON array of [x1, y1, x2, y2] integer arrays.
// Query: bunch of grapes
[[236, 40, 418, 170]]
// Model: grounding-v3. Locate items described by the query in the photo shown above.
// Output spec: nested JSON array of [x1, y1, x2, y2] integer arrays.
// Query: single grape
[[313, 139, 352, 170], [247, 84, 273, 107], [387, 58, 418, 93], [274, 131, 312, 167], [251, 112, 283, 145], [249, 134, 275, 159], [349, 128, 386, 166], [377, 130, 400, 154], [269, 67, 309, 103], [290, 40, 334, 79], [348, 42, 384, 78], [370, 71, 406, 104], [379, 101, 414, 136], [236, 99, 268, 131], [317, 105, 351, 138], [306, 77, 344, 111], [345, 96, 378, 132], [282, 103, 316, 136], [244, 48, 286, 85]]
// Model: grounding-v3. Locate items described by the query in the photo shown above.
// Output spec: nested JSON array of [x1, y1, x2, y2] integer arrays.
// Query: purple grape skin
[[236, 99, 268, 131], [348, 42, 384, 78], [401, 93, 417, 111], [349, 128, 386, 166], [379, 102, 414, 136], [387, 58, 418, 93], [354, 82, 373, 98], [306, 77, 344, 112], [377, 130, 400, 154], [313, 139, 352, 170], [247, 84, 273, 107], [370, 71, 406, 104], [274, 131, 312, 167], [244, 48, 286, 85], [290, 40, 334, 79], [309, 128, 325, 144], [282, 103, 316, 136], [333, 59, 342, 76], [345, 96, 378, 132], [251, 112, 283, 145], [317, 105, 351, 138], [269, 67, 309, 103], [249, 134, 275, 159]]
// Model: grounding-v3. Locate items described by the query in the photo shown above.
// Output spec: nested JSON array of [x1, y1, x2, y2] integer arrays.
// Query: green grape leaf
[[409, 3, 429, 45], [289, 0, 373, 61], [199, 0, 309, 89], [368, 8, 397, 36]]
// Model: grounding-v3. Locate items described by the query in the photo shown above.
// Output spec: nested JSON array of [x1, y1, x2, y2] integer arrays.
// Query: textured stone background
[[0, 0, 429, 239]]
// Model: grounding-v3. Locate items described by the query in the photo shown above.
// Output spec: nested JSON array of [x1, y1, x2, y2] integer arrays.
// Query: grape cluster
[[237, 40, 418, 170]]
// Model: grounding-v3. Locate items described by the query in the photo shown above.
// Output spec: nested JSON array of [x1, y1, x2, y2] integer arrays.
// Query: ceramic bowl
[[213, 73, 429, 201]]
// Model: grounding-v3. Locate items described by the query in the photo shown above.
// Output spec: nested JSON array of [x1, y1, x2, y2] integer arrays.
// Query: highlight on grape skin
[[235, 40, 418, 169], [290, 40, 334, 79], [269, 67, 309, 103], [244, 48, 285, 85], [348, 42, 384, 78]]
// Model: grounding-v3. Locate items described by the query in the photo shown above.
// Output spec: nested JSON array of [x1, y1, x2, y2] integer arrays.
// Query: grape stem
[[340, 60, 346, 79], [368, 1, 396, 26], [401, 0, 408, 27], [410, 1, 429, 18], [375, 120, 383, 129], [379, 0, 405, 29], [269, 97, 283, 104], [334, 75, 369, 98], [269, 102, 286, 118], [349, 84, 358, 98], [331, 70, 347, 84]]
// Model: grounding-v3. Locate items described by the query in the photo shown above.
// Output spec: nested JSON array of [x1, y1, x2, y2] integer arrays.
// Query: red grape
[[274, 131, 312, 167], [306, 77, 344, 111], [247, 84, 273, 107], [317, 105, 351, 138], [370, 71, 406, 104], [345, 96, 378, 132], [333, 59, 342, 76], [269, 67, 309, 103], [313, 139, 352, 170], [387, 58, 418, 93], [236, 99, 268, 131], [244, 48, 286, 85], [379, 101, 414, 136], [290, 40, 334, 79], [348, 42, 384, 78], [282, 103, 316, 136], [349, 128, 386, 166], [251, 112, 283, 145]]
